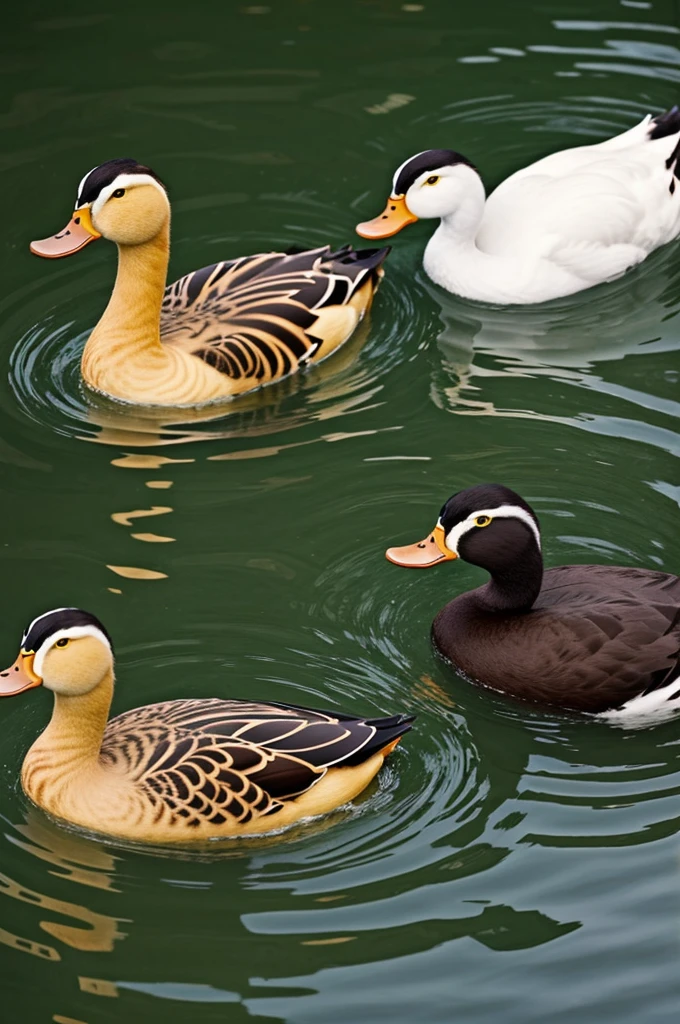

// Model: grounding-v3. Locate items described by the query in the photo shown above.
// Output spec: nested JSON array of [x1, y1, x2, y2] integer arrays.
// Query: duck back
[[433, 565, 680, 713]]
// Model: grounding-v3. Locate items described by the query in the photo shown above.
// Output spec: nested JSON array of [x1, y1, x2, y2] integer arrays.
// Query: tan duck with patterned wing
[[0, 609, 413, 843], [30, 159, 389, 407]]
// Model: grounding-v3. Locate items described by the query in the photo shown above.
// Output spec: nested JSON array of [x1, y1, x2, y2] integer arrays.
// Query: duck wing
[[477, 110, 680, 266], [102, 698, 413, 827], [438, 566, 680, 714], [538, 566, 680, 711], [160, 245, 389, 386]]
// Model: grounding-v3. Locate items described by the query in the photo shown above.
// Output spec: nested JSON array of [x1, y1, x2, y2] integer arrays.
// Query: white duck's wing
[[544, 237, 647, 286], [488, 112, 673, 194], [477, 111, 680, 265]]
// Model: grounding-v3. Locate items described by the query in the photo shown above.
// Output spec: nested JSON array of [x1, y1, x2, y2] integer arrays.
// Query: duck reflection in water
[[81, 311, 375, 448], [420, 257, 680, 449], [0, 808, 126, 961]]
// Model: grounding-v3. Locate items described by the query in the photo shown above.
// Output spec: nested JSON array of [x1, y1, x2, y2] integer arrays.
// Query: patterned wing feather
[[141, 733, 322, 827], [101, 697, 408, 828], [102, 721, 323, 828], [160, 246, 388, 385]]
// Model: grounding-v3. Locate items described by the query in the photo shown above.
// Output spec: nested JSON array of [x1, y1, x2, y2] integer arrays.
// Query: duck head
[[0, 608, 113, 697], [30, 158, 169, 258], [356, 149, 482, 239], [386, 483, 542, 576]]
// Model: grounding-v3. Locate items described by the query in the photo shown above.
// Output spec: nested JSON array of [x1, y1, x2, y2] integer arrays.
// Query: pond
[[0, 1, 678, 1021]]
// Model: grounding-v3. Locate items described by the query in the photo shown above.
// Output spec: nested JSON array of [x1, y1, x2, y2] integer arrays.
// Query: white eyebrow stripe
[[76, 165, 98, 205], [77, 173, 166, 216], [391, 151, 428, 194], [442, 504, 541, 555], [33, 625, 112, 678]]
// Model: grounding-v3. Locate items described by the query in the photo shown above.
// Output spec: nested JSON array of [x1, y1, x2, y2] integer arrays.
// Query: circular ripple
[[8, 207, 430, 448]]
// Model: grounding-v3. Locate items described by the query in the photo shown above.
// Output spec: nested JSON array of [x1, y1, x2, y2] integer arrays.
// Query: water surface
[[1, 1, 679, 1021]]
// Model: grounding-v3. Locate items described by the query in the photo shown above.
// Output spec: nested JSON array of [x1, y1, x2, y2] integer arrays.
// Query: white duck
[[356, 108, 680, 305]]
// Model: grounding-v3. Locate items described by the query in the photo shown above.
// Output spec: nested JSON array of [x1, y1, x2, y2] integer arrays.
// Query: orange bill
[[386, 523, 457, 568], [0, 652, 42, 696], [356, 196, 418, 240], [30, 206, 101, 259]]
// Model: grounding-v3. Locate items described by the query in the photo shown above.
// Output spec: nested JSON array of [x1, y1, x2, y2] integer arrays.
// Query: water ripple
[[8, 209, 425, 449]]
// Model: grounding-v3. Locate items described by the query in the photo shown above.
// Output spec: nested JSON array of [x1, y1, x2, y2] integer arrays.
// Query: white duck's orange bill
[[30, 207, 101, 258], [385, 524, 456, 568], [356, 196, 418, 239], [0, 652, 42, 695]]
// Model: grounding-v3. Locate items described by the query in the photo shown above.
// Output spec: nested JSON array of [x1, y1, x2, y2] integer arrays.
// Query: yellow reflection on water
[[0, 873, 127, 952], [106, 565, 169, 580], [0, 925, 59, 961], [130, 532, 176, 543], [0, 813, 128, 959], [111, 455, 194, 469], [78, 977, 119, 998], [111, 506, 173, 527], [7, 813, 119, 890]]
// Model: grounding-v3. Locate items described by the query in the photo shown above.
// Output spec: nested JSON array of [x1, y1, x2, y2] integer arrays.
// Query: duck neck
[[83, 219, 170, 366], [476, 546, 544, 614], [423, 166, 487, 254], [24, 671, 114, 790], [435, 185, 487, 248], [423, 182, 526, 303]]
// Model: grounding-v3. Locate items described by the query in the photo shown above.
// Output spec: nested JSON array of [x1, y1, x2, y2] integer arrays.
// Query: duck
[[386, 483, 680, 720], [30, 158, 389, 407], [0, 608, 413, 843], [356, 107, 680, 305]]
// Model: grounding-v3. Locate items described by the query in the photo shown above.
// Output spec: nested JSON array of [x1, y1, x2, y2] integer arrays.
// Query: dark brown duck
[[386, 484, 680, 720]]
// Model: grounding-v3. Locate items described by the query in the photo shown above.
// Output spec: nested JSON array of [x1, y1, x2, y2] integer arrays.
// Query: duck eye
[[474, 515, 491, 528], [55, 638, 69, 648], [425, 175, 440, 186], [112, 188, 126, 199]]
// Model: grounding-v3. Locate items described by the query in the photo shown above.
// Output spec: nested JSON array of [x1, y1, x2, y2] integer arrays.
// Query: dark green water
[[1, 1, 679, 1020]]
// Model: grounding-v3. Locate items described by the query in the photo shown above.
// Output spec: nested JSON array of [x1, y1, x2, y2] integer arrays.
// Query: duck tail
[[345, 712, 416, 765], [649, 105, 680, 140], [326, 243, 391, 283]]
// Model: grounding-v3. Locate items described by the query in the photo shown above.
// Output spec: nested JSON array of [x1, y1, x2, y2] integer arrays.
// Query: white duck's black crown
[[393, 149, 478, 195]]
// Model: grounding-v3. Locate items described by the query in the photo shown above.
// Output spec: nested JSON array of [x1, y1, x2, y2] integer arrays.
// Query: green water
[[1, 0, 679, 1020]]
